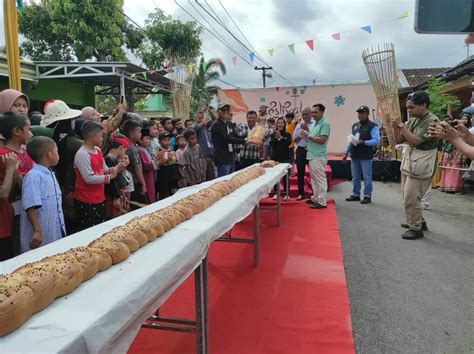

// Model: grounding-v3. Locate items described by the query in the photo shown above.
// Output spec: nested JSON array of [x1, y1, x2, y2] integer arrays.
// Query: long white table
[[0, 164, 290, 354]]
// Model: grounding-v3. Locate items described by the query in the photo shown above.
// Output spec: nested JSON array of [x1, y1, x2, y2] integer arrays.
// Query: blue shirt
[[345, 125, 380, 153], [20, 164, 65, 253], [293, 119, 315, 149]]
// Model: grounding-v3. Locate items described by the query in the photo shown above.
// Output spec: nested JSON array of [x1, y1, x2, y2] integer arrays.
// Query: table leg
[[253, 205, 260, 268], [276, 180, 281, 226], [285, 170, 290, 199], [195, 258, 208, 354]]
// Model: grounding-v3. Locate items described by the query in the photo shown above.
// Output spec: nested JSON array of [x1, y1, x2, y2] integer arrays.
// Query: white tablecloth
[[0, 164, 289, 353]]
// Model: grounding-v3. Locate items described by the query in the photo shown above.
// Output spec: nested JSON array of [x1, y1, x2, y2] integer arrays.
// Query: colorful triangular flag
[[361, 25, 372, 33], [232, 56, 237, 65], [288, 44, 295, 54], [188, 64, 193, 73], [268, 48, 274, 56], [276, 87, 280, 92], [306, 39, 314, 51], [215, 58, 221, 65], [175, 66, 181, 73], [142, 72, 147, 80], [131, 73, 136, 78], [249, 52, 255, 63], [398, 10, 408, 19], [332, 33, 341, 40], [164, 67, 171, 73], [16, 0, 24, 13]]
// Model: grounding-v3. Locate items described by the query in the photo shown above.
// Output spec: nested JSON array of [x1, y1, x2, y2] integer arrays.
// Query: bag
[[401, 146, 437, 179]]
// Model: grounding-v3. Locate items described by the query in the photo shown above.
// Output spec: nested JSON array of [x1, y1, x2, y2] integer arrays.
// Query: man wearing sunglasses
[[210, 103, 246, 177], [391, 91, 439, 240]]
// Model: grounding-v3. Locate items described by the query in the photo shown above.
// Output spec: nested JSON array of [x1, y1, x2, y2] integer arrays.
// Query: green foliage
[[19, 0, 144, 61], [139, 9, 202, 70], [190, 57, 226, 114], [426, 78, 461, 117]]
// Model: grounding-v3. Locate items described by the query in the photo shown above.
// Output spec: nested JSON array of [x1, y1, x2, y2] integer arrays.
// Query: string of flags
[[129, 63, 195, 80], [233, 10, 408, 65]]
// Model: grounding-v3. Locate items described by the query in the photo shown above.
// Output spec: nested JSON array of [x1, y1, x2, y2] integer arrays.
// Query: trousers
[[351, 159, 373, 197], [309, 157, 328, 206], [295, 147, 308, 196], [401, 173, 432, 230]]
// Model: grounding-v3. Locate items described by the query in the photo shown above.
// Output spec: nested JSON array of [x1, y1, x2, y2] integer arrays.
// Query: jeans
[[351, 159, 373, 198], [217, 164, 235, 177]]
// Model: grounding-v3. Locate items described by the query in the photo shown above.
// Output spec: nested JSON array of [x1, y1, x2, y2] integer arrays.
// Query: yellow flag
[[188, 64, 193, 73], [398, 10, 408, 19], [268, 48, 274, 56]]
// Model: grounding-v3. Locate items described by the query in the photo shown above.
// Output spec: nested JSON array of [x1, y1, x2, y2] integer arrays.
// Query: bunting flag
[[131, 73, 136, 78], [306, 39, 314, 51], [268, 48, 274, 56], [188, 64, 193, 73], [142, 72, 147, 80], [164, 67, 172, 73], [276, 87, 280, 92], [215, 58, 222, 65], [175, 65, 181, 73], [288, 44, 295, 54], [361, 25, 372, 33], [331, 33, 341, 40], [232, 56, 237, 65], [249, 52, 255, 63], [16, 0, 24, 12], [398, 10, 408, 19]]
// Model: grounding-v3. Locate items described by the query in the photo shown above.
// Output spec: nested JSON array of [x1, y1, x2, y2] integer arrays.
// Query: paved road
[[332, 181, 474, 353]]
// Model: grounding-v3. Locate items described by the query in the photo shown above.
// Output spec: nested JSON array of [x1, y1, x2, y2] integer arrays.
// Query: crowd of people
[[0, 88, 335, 261], [1, 86, 472, 260]]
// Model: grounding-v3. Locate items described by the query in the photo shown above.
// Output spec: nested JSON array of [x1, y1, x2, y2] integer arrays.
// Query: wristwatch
[[397, 122, 405, 129]]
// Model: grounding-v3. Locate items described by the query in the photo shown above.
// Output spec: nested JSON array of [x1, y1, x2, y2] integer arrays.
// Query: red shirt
[[73, 146, 110, 204], [0, 147, 33, 238]]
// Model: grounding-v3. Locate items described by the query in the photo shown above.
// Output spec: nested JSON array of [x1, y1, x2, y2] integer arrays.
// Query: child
[[105, 137, 130, 218], [121, 120, 147, 208], [174, 134, 187, 188], [138, 128, 156, 203], [264, 117, 276, 160], [0, 112, 34, 256], [121, 154, 133, 207], [21, 136, 65, 252], [0, 152, 19, 260], [73, 121, 118, 230], [155, 131, 181, 199], [182, 129, 205, 186]]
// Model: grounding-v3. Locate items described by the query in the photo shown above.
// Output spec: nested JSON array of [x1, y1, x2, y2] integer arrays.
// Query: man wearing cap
[[210, 103, 246, 177], [343, 105, 380, 204]]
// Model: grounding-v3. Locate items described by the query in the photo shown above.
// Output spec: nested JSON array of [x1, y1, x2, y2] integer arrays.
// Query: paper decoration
[[188, 64, 193, 73], [332, 33, 341, 40], [288, 44, 295, 54], [142, 72, 147, 80], [268, 48, 274, 56], [131, 73, 136, 78], [249, 52, 255, 63], [334, 95, 346, 106], [398, 10, 408, 19], [306, 39, 314, 51], [232, 56, 237, 65], [361, 25, 372, 33], [174, 66, 181, 73], [164, 67, 172, 73], [17, 0, 24, 12]]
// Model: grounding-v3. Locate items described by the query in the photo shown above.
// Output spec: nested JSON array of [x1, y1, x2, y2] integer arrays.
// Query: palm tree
[[191, 57, 226, 113]]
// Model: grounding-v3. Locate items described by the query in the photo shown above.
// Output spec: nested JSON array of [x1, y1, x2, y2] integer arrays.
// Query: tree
[[139, 9, 202, 70], [426, 78, 461, 118], [19, 0, 144, 61], [191, 57, 226, 114]]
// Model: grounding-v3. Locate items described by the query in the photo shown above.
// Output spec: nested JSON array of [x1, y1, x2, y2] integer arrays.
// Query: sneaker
[[401, 229, 424, 240], [272, 194, 278, 200], [305, 199, 316, 205], [401, 221, 428, 231], [284, 195, 290, 201], [360, 197, 372, 204], [310, 202, 327, 209], [296, 195, 304, 201], [345, 196, 360, 202]]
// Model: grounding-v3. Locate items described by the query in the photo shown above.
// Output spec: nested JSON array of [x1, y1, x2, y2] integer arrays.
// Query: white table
[[0, 164, 290, 354]]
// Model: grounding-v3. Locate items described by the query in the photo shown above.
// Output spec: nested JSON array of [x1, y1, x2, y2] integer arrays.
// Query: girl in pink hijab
[[0, 89, 30, 116]]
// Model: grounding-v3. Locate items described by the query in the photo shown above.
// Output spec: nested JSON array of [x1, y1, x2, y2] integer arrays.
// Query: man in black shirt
[[210, 103, 246, 177]]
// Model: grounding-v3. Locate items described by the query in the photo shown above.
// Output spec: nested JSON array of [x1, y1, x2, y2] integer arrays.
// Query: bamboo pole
[[3, 0, 22, 90]]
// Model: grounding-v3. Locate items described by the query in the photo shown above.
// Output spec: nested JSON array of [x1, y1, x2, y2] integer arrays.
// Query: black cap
[[158, 131, 170, 140], [356, 105, 370, 113]]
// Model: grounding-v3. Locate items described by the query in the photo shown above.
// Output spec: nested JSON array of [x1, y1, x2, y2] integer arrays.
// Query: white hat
[[41, 100, 82, 127]]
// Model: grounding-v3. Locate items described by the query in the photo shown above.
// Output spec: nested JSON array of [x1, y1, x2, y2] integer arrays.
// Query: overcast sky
[[2, 0, 471, 89]]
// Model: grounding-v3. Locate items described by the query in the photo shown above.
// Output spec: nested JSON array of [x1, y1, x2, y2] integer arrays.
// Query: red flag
[[332, 33, 341, 40], [276, 87, 280, 92], [306, 39, 314, 50]]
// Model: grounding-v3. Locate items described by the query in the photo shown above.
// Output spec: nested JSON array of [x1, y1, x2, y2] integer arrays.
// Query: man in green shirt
[[392, 91, 439, 240], [300, 103, 331, 209]]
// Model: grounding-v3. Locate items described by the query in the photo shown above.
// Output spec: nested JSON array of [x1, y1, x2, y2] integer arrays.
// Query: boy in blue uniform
[[21, 136, 65, 252]]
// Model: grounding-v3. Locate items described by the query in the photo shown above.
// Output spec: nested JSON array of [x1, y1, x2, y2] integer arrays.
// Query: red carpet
[[129, 196, 354, 353]]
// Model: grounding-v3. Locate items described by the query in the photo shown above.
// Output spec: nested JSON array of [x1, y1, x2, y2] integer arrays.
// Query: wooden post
[[3, 0, 22, 90]]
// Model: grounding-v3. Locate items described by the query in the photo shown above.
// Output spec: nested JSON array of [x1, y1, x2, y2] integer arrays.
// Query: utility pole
[[255, 66, 272, 88]]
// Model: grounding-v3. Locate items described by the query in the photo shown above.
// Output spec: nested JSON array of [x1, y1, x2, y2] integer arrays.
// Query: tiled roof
[[401, 68, 449, 86]]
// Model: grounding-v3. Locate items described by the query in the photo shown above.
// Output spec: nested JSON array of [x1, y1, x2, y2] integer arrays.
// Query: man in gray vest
[[343, 105, 380, 204]]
